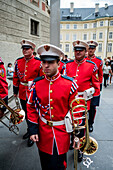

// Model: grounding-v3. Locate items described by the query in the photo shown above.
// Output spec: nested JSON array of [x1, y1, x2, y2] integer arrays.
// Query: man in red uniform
[[0, 57, 8, 118], [13, 39, 41, 147], [65, 40, 100, 111], [86, 41, 103, 132], [64, 40, 100, 151], [27, 44, 78, 170]]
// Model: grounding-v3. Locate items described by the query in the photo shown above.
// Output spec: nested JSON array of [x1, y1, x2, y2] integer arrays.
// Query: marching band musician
[[63, 40, 100, 160], [86, 41, 103, 132], [27, 44, 78, 170], [13, 40, 41, 147], [0, 57, 8, 118]]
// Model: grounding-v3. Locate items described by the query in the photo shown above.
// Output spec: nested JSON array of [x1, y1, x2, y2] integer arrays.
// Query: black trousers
[[103, 74, 109, 87], [38, 142, 67, 170], [88, 105, 96, 125]]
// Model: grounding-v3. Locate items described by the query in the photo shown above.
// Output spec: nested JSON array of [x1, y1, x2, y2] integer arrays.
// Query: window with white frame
[[109, 32, 113, 39], [83, 34, 87, 40], [84, 24, 87, 29], [60, 34, 62, 40], [98, 43, 102, 52], [93, 22, 97, 28], [73, 24, 77, 29], [65, 44, 69, 52], [100, 21, 103, 27], [66, 24, 70, 29], [110, 20, 113, 26], [99, 32, 103, 39], [73, 34, 77, 41], [66, 34, 69, 41], [93, 33, 96, 40], [107, 43, 112, 52]]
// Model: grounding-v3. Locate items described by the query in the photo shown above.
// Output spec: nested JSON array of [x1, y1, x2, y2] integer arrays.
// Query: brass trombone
[[0, 97, 25, 135], [70, 97, 98, 170]]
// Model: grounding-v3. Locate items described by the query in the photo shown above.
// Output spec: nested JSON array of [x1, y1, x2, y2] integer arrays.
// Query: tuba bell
[[0, 97, 25, 135]]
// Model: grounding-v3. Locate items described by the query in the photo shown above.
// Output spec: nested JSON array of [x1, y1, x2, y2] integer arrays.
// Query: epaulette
[[86, 60, 95, 65], [95, 56, 102, 61], [16, 56, 24, 60], [65, 60, 74, 64], [34, 57, 41, 61], [61, 75, 73, 81], [33, 75, 45, 82], [60, 61, 65, 64]]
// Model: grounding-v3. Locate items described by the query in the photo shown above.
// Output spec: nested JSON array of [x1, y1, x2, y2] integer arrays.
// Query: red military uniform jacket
[[85, 55, 103, 90], [58, 61, 66, 74], [27, 72, 78, 155], [13, 56, 41, 100], [0, 58, 8, 100], [64, 58, 100, 110]]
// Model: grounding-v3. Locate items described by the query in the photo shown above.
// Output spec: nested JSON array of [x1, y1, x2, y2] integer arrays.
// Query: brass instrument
[[70, 98, 98, 169], [0, 97, 25, 135]]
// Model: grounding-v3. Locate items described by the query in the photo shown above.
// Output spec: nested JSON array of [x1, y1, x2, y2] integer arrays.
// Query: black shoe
[[69, 143, 74, 150], [23, 132, 29, 139], [27, 138, 34, 147], [78, 150, 83, 162], [89, 124, 93, 132]]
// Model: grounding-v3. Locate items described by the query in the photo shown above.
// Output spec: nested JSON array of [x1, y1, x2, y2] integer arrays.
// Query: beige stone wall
[[0, 0, 50, 68]]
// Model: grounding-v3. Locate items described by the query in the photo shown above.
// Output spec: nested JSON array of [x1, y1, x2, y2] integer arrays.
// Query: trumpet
[[70, 97, 98, 169], [0, 97, 25, 135]]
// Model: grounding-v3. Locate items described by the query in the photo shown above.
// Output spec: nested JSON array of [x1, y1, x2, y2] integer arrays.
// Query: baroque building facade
[[0, 0, 50, 67], [60, 3, 113, 60]]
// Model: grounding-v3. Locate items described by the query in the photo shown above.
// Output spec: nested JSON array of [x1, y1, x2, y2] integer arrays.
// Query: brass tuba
[[0, 97, 25, 135], [70, 97, 98, 155]]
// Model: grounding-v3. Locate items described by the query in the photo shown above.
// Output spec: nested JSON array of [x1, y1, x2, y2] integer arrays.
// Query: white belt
[[40, 116, 65, 127], [78, 92, 84, 96], [20, 82, 28, 86]]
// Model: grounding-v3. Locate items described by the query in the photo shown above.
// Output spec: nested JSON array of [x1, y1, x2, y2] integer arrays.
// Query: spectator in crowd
[[61, 54, 69, 63], [7, 63, 14, 76], [103, 60, 112, 88], [110, 56, 113, 84]]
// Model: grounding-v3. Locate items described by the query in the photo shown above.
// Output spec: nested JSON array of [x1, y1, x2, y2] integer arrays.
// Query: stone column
[[50, 0, 60, 47]]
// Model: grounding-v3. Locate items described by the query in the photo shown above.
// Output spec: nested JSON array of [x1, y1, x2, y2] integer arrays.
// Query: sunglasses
[[22, 47, 31, 50]]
